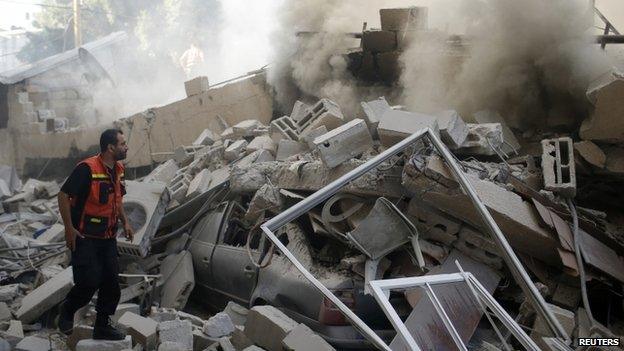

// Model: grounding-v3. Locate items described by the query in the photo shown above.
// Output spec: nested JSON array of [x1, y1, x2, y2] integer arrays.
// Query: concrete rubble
[[1, 6, 624, 351]]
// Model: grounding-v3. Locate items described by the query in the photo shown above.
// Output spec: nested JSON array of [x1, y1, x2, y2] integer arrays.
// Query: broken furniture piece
[[367, 269, 541, 351], [260, 128, 570, 350]]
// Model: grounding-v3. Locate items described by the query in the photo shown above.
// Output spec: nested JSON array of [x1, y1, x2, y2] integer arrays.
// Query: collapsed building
[[1, 4, 624, 351]]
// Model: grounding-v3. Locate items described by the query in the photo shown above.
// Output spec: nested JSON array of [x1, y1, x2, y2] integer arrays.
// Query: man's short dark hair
[[100, 129, 123, 153]]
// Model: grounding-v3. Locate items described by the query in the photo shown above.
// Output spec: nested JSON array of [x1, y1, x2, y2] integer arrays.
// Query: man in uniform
[[56, 129, 134, 340]]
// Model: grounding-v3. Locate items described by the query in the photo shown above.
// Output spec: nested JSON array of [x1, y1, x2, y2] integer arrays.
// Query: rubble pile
[[2, 35, 624, 351]]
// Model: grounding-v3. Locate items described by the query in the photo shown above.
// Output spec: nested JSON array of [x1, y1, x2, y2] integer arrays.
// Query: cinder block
[[16, 267, 73, 323], [296, 99, 344, 136], [270, 116, 299, 141], [361, 30, 397, 53], [473, 110, 521, 154], [203, 312, 235, 338], [184, 76, 209, 97], [233, 120, 266, 137], [282, 324, 335, 351], [193, 129, 216, 146], [244, 306, 298, 351], [436, 110, 468, 149], [454, 227, 503, 269], [158, 319, 193, 351], [377, 109, 439, 147], [299, 126, 327, 149], [380, 7, 428, 31], [160, 251, 195, 310], [541, 137, 576, 197], [407, 199, 461, 245], [313, 119, 373, 168], [186, 169, 212, 199], [76, 336, 132, 351], [361, 97, 391, 131], [290, 100, 311, 124], [144, 159, 179, 185], [117, 311, 158, 350]]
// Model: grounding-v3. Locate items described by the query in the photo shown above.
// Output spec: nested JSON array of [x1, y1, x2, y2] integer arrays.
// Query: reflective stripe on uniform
[[90, 217, 102, 223], [91, 173, 108, 179]]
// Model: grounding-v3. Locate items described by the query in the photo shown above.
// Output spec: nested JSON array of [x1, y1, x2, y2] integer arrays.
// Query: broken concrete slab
[[192, 129, 216, 146], [244, 305, 298, 351], [75, 337, 132, 351], [541, 137, 576, 198], [158, 341, 187, 351], [14, 336, 50, 351], [299, 126, 327, 149], [117, 181, 169, 257], [223, 302, 249, 327], [530, 303, 575, 350], [16, 267, 73, 323], [117, 311, 158, 350], [455, 227, 503, 269], [361, 97, 391, 134], [144, 160, 179, 185], [160, 251, 195, 309], [186, 169, 212, 199], [436, 110, 469, 149], [313, 119, 373, 168], [407, 199, 462, 246], [574, 140, 606, 169], [473, 110, 521, 154], [0, 302, 11, 322], [361, 30, 397, 52], [275, 140, 306, 161], [233, 119, 266, 137], [224, 140, 249, 161], [67, 325, 93, 351], [580, 70, 624, 143], [203, 312, 235, 338], [158, 319, 193, 351], [377, 109, 439, 147], [245, 183, 282, 221], [247, 135, 277, 156], [184, 76, 209, 97], [282, 324, 335, 351], [455, 123, 503, 155]]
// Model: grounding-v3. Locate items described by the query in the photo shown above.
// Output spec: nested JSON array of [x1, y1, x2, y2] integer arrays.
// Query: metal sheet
[[389, 251, 500, 350]]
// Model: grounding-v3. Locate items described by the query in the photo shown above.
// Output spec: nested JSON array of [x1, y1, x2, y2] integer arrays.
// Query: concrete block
[[378, 109, 439, 147], [290, 100, 311, 124], [473, 110, 521, 154], [361, 30, 397, 53], [580, 70, 624, 143], [223, 301, 249, 327], [0, 302, 11, 322], [275, 140, 306, 161], [224, 140, 248, 161], [35, 223, 64, 243], [455, 123, 503, 156], [541, 137, 576, 197], [296, 99, 344, 135], [15, 336, 50, 351], [299, 126, 327, 149], [233, 120, 266, 137], [231, 327, 253, 350], [270, 116, 299, 141], [247, 135, 277, 155], [67, 325, 93, 351], [407, 199, 461, 246], [0, 284, 19, 302], [203, 312, 235, 338], [158, 342, 187, 351], [436, 110, 468, 149], [117, 311, 158, 350], [313, 119, 373, 168], [160, 251, 195, 309], [530, 304, 574, 350], [6, 320, 23, 341], [193, 329, 215, 351], [192, 129, 216, 146], [174, 146, 192, 165], [186, 169, 212, 199], [112, 304, 140, 323], [282, 324, 335, 351], [361, 97, 391, 131], [144, 160, 180, 185], [16, 267, 73, 323], [454, 227, 503, 269], [76, 337, 132, 351], [158, 319, 193, 351], [380, 7, 428, 31], [117, 181, 170, 258], [574, 140, 606, 169], [184, 76, 209, 97], [244, 305, 298, 351]]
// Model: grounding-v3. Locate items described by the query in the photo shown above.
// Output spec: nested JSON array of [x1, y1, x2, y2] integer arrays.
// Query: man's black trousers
[[64, 237, 120, 318]]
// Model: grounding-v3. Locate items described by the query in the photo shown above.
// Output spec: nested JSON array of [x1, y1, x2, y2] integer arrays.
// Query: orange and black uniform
[[60, 154, 126, 321]]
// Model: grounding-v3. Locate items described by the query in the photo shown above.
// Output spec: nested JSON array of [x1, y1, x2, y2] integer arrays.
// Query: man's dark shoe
[[93, 316, 124, 340], [56, 302, 74, 335]]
